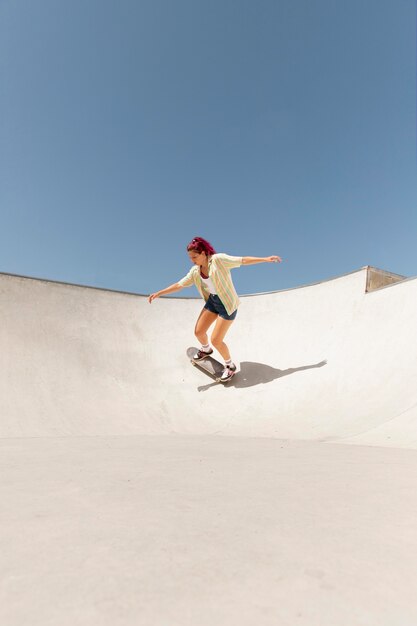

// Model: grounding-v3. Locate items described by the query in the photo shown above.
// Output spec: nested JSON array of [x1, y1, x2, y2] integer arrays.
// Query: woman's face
[[188, 250, 207, 266]]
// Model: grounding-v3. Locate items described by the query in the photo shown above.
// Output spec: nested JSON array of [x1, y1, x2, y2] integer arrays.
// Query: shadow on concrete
[[197, 360, 327, 392]]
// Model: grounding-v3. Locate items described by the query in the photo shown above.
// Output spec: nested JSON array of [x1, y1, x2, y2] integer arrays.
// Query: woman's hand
[[267, 256, 282, 263], [148, 292, 160, 303]]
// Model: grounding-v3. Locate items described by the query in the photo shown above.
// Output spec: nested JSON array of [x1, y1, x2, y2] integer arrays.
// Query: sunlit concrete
[[1, 268, 417, 625]]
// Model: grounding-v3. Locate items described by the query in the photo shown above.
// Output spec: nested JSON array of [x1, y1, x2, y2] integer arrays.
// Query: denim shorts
[[204, 294, 237, 321]]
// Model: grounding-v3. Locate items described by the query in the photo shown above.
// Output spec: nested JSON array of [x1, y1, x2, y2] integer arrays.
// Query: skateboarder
[[148, 237, 282, 382]]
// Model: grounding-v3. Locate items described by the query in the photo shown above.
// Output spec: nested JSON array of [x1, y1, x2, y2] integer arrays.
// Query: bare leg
[[195, 309, 218, 346], [211, 317, 235, 362]]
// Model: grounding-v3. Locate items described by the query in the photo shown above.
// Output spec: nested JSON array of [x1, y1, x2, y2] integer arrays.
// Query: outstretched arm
[[148, 282, 184, 303], [242, 256, 282, 265]]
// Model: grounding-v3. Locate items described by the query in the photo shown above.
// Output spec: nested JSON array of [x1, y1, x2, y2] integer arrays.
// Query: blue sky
[[1, 0, 416, 297]]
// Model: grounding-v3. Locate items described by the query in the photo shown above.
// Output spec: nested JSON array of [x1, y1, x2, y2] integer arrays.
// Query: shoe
[[220, 364, 237, 382], [193, 348, 214, 361]]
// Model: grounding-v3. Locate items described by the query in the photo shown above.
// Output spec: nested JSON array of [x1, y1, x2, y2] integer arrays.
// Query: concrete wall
[[1, 268, 417, 447], [365, 266, 406, 292]]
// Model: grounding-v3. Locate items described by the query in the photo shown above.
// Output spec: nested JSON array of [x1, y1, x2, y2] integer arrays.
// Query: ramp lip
[[0, 266, 412, 299]]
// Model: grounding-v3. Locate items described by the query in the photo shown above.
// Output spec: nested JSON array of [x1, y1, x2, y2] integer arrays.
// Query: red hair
[[187, 237, 216, 256]]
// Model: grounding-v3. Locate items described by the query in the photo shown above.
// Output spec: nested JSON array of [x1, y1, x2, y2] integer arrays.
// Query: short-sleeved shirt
[[178, 253, 243, 315]]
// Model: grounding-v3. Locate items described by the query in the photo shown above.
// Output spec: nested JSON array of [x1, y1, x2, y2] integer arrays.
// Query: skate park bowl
[[1, 266, 417, 625]]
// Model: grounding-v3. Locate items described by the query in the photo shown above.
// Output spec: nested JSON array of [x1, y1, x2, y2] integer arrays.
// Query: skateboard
[[186, 347, 236, 384]]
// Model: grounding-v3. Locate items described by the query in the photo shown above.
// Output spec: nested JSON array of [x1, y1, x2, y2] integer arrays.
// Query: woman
[[149, 237, 282, 382]]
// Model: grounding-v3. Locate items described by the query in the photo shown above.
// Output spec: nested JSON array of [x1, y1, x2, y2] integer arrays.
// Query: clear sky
[[1, 0, 416, 297]]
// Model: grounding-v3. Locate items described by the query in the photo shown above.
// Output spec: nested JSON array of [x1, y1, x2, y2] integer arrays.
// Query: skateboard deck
[[186, 347, 235, 383]]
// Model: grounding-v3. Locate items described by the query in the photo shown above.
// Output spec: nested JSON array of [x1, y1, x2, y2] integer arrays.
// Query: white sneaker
[[220, 364, 237, 382], [193, 348, 213, 361]]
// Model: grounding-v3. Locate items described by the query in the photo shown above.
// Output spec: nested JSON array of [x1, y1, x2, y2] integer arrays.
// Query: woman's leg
[[211, 317, 235, 362], [195, 308, 218, 346]]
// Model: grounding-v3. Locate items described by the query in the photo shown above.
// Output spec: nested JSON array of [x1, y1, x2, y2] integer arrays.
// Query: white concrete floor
[[2, 435, 417, 626]]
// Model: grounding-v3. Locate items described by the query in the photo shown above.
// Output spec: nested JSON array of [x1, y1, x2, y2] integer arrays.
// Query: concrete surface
[[365, 266, 405, 292], [2, 267, 417, 446], [1, 268, 417, 625]]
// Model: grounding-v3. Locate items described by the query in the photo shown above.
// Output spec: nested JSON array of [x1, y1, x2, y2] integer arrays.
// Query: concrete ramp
[[2, 268, 417, 626], [1, 267, 416, 447]]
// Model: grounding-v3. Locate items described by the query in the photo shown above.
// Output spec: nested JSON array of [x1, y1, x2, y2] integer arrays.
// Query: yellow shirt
[[178, 253, 243, 315]]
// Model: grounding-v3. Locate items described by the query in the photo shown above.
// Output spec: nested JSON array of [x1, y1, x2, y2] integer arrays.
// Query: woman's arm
[[242, 256, 282, 265], [148, 282, 184, 303]]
